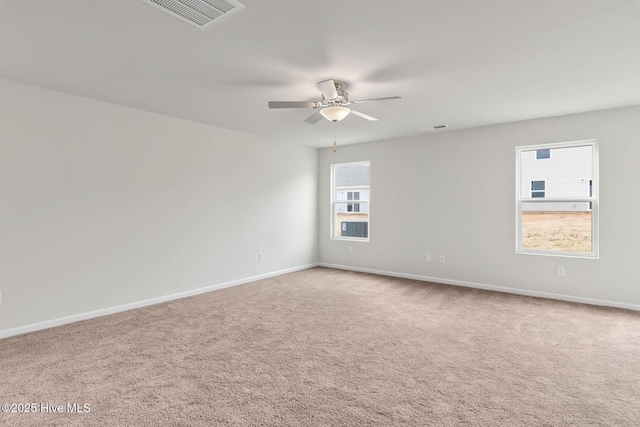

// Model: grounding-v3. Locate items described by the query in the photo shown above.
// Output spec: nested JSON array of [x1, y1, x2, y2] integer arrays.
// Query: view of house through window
[[517, 141, 598, 256], [332, 162, 370, 240], [347, 191, 360, 212], [531, 180, 546, 198]]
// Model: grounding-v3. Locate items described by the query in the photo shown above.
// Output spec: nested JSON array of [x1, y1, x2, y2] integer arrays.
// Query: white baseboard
[[320, 263, 640, 312], [0, 263, 319, 340]]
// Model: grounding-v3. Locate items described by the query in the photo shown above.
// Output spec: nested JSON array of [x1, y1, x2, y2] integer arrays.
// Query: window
[[531, 180, 545, 198], [536, 149, 551, 159], [347, 191, 360, 212], [332, 162, 370, 240], [516, 140, 598, 257]]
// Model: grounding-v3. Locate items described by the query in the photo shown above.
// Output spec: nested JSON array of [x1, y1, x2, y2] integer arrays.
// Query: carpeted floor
[[1, 267, 639, 426]]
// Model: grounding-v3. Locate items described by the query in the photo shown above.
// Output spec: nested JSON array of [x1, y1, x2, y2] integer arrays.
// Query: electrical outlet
[[557, 266, 565, 277], [426, 253, 432, 263], [258, 252, 264, 261], [348, 247, 354, 254], [439, 255, 445, 264]]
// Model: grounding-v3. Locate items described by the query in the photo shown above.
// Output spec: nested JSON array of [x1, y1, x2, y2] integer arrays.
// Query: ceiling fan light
[[320, 106, 351, 122]]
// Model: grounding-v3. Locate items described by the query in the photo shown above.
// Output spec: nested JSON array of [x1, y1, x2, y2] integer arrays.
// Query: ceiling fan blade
[[351, 110, 379, 121], [349, 96, 401, 104], [304, 109, 324, 124], [317, 79, 338, 100], [268, 101, 318, 109]]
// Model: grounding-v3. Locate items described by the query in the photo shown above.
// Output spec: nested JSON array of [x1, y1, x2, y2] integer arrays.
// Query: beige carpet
[[1, 267, 639, 426]]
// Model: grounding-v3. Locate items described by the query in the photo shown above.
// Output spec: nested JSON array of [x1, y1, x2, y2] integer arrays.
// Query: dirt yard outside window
[[335, 212, 592, 253], [522, 212, 592, 253]]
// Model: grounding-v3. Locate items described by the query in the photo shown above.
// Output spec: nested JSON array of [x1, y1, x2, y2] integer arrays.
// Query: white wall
[[319, 106, 640, 308], [0, 79, 318, 332]]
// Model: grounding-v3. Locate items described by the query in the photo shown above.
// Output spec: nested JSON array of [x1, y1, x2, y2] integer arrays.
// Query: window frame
[[331, 161, 370, 242], [515, 140, 599, 258]]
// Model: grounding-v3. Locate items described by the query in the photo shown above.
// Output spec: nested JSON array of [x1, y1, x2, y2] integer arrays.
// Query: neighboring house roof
[[336, 164, 370, 187]]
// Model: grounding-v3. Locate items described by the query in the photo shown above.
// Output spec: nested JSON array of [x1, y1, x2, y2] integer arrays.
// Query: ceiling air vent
[[141, 0, 245, 30], [420, 124, 448, 131]]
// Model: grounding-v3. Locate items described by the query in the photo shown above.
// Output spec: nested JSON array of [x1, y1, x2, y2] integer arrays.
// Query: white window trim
[[515, 139, 599, 259], [331, 161, 370, 242]]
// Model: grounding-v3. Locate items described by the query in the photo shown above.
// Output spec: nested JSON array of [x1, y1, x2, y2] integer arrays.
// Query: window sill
[[331, 237, 370, 243], [516, 249, 598, 259]]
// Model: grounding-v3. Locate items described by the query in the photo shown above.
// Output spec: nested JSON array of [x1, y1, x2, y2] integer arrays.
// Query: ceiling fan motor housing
[[324, 81, 349, 105]]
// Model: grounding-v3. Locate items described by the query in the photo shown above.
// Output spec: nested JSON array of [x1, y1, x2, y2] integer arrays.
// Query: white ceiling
[[2, 0, 640, 148]]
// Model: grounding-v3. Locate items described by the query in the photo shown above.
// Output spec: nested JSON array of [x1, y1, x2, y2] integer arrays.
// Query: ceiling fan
[[268, 79, 401, 124]]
